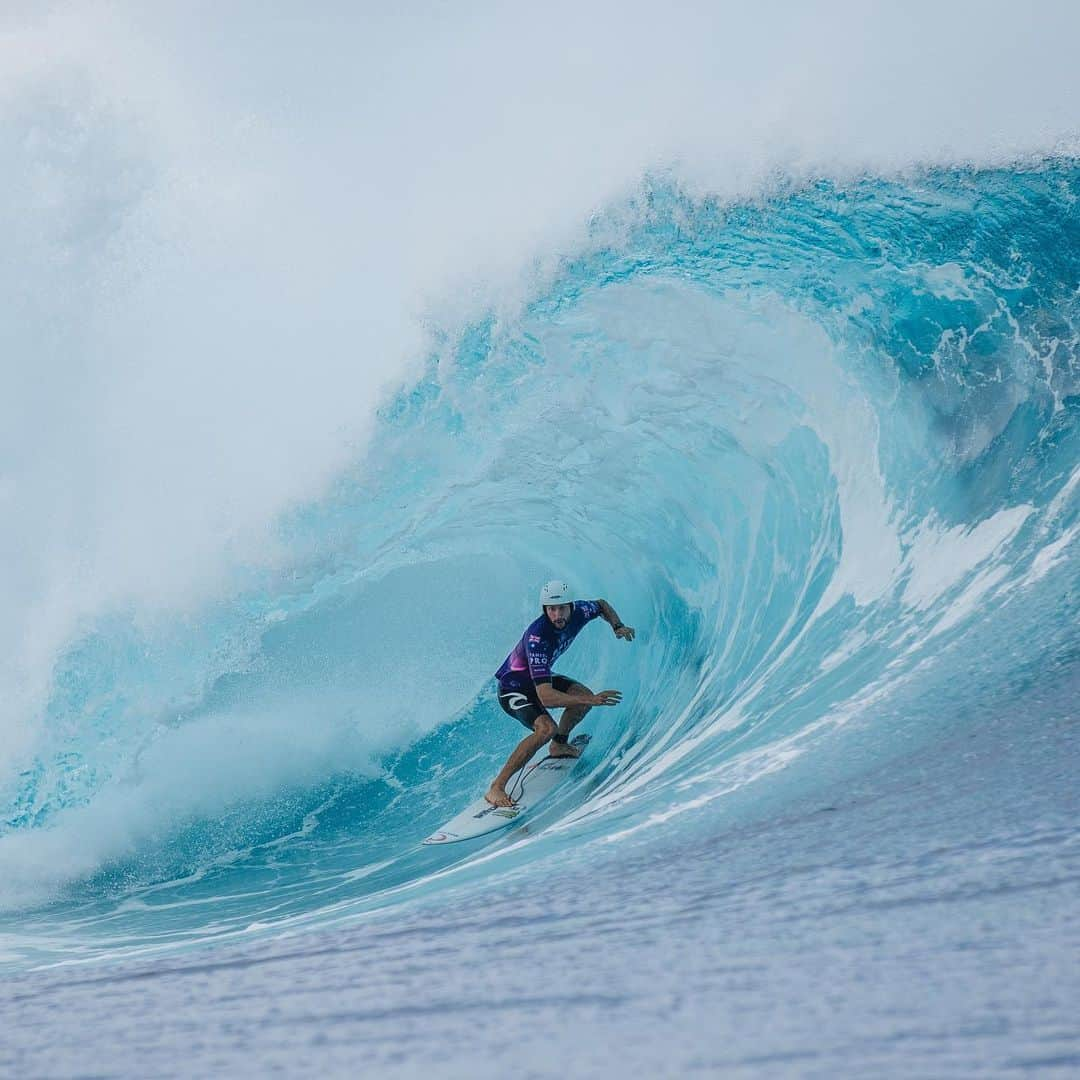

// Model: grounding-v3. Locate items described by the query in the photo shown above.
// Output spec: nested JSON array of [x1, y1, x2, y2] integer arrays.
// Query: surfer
[[486, 580, 635, 808]]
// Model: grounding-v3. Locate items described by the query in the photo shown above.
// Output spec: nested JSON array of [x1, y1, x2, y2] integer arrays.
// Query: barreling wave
[[2, 161, 1078, 968]]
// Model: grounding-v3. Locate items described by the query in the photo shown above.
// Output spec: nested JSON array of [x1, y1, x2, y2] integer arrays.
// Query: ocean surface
[[2, 6, 1079, 1077]]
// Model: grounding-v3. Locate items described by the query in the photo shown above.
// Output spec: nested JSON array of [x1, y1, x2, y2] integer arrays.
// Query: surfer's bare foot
[[548, 742, 581, 758], [485, 785, 515, 808]]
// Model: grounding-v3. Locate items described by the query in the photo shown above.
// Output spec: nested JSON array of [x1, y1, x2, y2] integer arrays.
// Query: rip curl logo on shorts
[[503, 693, 529, 710]]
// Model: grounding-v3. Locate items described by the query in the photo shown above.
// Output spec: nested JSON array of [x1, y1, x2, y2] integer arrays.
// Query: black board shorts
[[497, 675, 576, 730]]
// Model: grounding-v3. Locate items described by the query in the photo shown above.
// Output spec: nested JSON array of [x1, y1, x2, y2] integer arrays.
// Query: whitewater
[[2, 3, 1079, 1076]]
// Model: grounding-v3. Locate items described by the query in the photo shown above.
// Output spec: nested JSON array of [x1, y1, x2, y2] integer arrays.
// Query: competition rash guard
[[494, 600, 603, 690]]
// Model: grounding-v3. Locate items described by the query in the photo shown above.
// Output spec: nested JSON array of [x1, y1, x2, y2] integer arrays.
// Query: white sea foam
[[901, 505, 1034, 610]]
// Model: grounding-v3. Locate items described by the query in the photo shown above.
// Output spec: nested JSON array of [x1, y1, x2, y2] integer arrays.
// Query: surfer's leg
[[485, 715, 556, 808], [550, 676, 592, 758]]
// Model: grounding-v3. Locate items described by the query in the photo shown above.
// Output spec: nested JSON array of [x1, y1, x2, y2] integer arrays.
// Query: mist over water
[[1, 5, 1079, 1075]]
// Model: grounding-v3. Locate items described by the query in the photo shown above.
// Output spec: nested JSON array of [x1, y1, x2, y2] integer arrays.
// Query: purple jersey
[[494, 600, 603, 688]]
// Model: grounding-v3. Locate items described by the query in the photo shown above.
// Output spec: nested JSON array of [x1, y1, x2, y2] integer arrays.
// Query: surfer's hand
[[614, 624, 635, 641], [591, 690, 622, 706]]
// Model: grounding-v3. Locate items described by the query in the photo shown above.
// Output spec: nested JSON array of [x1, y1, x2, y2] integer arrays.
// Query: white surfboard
[[422, 734, 590, 845]]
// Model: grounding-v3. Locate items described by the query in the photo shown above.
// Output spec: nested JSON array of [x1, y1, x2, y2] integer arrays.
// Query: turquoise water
[[2, 148, 1079, 1074]]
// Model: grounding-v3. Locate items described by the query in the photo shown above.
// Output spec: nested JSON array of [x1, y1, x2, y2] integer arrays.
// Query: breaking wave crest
[[2, 162, 1079, 970]]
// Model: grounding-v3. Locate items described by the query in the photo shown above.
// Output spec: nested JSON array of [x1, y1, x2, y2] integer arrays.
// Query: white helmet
[[539, 579, 574, 608]]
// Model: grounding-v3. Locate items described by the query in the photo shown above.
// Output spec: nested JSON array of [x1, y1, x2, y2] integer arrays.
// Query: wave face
[[1, 161, 1078, 976]]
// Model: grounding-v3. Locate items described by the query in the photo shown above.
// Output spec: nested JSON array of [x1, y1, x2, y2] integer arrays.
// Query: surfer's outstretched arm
[[535, 683, 619, 708], [596, 598, 635, 641]]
